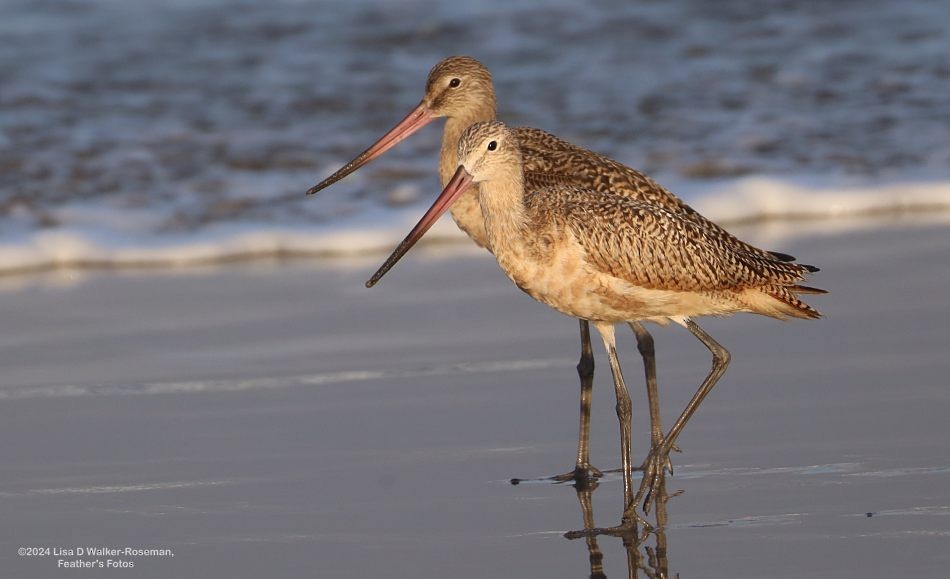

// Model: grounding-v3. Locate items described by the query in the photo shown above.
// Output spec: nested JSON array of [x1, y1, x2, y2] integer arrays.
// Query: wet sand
[[0, 223, 948, 578]]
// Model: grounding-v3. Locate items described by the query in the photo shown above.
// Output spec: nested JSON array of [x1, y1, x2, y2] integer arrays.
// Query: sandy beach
[[0, 221, 947, 578]]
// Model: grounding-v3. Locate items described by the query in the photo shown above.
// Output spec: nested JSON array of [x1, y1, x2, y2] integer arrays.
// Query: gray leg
[[574, 319, 597, 477], [633, 319, 731, 513], [550, 320, 603, 485], [628, 322, 661, 449], [629, 321, 679, 474], [592, 322, 635, 522], [516, 319, 602, 486]]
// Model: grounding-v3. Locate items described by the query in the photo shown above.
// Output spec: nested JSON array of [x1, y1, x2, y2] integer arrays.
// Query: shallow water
[[0, 226, 948, 577], [2, 0, 950, 271]]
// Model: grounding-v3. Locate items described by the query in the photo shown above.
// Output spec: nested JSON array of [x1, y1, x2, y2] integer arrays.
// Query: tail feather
[[768, 250, 796, 262], [766, 287, 823, 320], [751, 257, 821, 287], [789, 284, 828, 295]]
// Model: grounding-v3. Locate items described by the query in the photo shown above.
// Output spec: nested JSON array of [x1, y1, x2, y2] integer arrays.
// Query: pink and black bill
[[306, 102, 434, 196], [365, 165, 475, 288]]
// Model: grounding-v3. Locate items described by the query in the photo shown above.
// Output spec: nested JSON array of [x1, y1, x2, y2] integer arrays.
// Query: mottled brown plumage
[[415, 58, 816, 280], [529, 187, 821, 319], [365, 121, 823, 524], [311, 56, 824, 515], [308, 54, 819, 312], [450, 121, 822, 324], [308, 54, 812, 274]]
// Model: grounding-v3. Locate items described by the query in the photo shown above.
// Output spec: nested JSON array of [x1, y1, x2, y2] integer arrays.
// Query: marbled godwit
[[307, 56, 812, 484], [365, 121, 823, 523]]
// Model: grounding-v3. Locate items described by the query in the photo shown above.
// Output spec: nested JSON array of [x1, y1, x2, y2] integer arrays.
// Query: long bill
[[306, 101, 434, 195], [365, 165, 475, 288]]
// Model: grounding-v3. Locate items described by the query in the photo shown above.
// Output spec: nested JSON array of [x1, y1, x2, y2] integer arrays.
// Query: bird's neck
[[477, 168, 530, 253]]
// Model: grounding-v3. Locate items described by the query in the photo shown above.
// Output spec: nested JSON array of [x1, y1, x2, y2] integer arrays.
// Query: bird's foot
[[510, 464, 603, 488], [632, 447, 674, 515], [552, 464, 604, 488], [662, 443, 681, 476], [649, 434, 681, 476], [564, 513, 652, 541]]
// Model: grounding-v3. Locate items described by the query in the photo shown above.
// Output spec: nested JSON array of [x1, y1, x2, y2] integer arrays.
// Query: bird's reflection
[[565, 473, 678, 579]]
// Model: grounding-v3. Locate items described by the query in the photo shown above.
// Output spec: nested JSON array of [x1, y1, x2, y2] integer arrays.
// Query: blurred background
[[2, 0, 949, 276]]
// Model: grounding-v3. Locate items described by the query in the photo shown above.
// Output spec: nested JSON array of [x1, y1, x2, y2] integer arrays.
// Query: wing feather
[[513, 126, 817, 280], [530, 187, 809, 293]]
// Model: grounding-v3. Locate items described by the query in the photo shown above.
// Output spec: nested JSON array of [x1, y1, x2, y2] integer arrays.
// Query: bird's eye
[[487, 141, 497, 151], [449, 78, 461, 88]]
